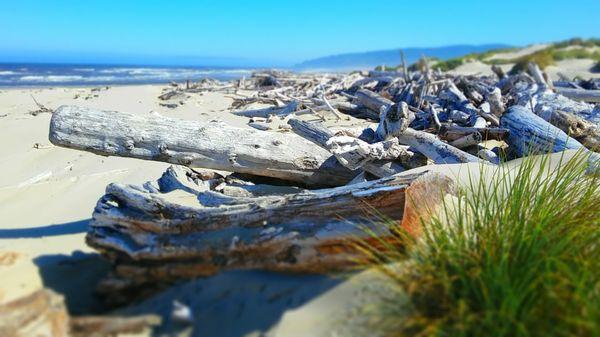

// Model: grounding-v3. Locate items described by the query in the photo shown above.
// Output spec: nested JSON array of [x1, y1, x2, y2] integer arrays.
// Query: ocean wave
[[19, 75, 85, 82], [73, 68, 96, 72], [0, 71, 21, 76], [0, 64, 252, 85]]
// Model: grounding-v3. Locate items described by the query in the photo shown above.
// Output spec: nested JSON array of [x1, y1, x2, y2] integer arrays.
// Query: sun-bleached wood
[[49, 105, 354, 187], [87, 168, 429, 297], [287, 118, 408, 177], [396, 128, 483, 164], [554, 87, 600, 103]]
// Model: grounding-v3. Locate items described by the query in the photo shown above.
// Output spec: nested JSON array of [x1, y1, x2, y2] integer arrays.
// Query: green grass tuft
[[357, 152, 600, 337], [508, 49, 556, 74]]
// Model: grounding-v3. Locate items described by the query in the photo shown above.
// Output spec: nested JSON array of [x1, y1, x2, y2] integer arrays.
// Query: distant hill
[[295, 44, 511, 71]]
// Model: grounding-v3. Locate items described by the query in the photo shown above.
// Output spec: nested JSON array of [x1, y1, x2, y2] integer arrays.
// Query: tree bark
[[49, 105, 354, 187]]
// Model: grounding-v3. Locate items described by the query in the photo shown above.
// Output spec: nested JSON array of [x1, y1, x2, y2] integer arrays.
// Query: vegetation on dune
[[356, 152, 600, 337], [385, 38, 600, 73], [553, 37, 600, 49], [508, 49, 556, 74]]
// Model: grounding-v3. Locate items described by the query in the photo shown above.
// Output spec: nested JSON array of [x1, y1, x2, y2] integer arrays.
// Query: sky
[[0, 0, 598, 67]]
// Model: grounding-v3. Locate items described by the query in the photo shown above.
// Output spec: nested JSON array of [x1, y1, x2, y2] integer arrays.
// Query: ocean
[[0, 63, 253, 87]]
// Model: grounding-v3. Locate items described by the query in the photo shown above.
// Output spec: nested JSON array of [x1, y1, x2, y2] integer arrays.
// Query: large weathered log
[[501, 105, 597, 159], [502, 106, 600, 172], [396, 128, 483, 164], [532, 91, 600, 151], [87, 168, 429, 298], [49, 105, 354, 187]]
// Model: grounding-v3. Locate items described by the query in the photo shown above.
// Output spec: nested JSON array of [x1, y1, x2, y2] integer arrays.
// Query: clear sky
[[0, 0, 598, 66]]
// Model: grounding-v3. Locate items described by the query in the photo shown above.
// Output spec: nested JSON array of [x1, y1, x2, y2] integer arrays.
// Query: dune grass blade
[[357, 152, 600, 337]]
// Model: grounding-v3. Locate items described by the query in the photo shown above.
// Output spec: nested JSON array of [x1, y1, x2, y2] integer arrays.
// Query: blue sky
[[0, 0, 598, 66]]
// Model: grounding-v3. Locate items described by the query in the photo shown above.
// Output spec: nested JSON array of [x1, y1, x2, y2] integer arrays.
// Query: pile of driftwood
[[48, 62, 600, 303]]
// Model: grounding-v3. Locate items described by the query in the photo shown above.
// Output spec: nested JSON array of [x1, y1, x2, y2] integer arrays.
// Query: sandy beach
[[1, 43, 599, 337], [0, 84, 387, 336]]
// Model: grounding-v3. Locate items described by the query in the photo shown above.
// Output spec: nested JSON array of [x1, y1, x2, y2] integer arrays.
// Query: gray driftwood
[[87, 166, 429, 299], [396, 128, 483, 164], [532, 90, 600, 151], [49, 105, 354, 187], [501, 106, 600, 167], [287, 118, 409, 177], [554, 87, 600, 103], [353, 88, 394, 116]]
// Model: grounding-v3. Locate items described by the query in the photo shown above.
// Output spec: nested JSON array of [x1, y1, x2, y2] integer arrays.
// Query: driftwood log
[[532, 90, 600, 151], [554, 87, 600, 103], [49, 105, 354, 187], [396, 128, 483, 164], [86, 166, 436, 301], [501, 106, 600, 171]]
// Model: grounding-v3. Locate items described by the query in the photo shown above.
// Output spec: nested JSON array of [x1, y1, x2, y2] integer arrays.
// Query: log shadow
[[0, 219, 89, 238], [119, 270, 344, 337], [33, 251, 112, 315]]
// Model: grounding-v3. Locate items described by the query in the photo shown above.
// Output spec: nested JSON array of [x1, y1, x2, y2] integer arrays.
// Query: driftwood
[[376, 101, 414, 140], [396, 128, 483, 164], [87, 166, 429, 300], [326, 136, 413, 171], [486, 87, 505, 117], [43, 63, 600, 311], [49, 105, 354, 187], [532, 90, 600, 151], [0, 289, 69, 337], [354, 88, 393, 114], [70, 315, 161, 337], [501, 106, 589, 155], [439, 125, 509, 141], [287, 118, 410, 177], [554, 87, 600, 103]]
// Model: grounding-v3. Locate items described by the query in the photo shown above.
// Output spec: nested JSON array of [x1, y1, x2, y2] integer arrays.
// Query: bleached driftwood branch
[[49, 105, 354, 187]]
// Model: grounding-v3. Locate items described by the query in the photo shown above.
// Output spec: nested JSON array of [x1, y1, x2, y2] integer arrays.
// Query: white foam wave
[[0, 71, 20, 76], [19, 75, 85, 82]]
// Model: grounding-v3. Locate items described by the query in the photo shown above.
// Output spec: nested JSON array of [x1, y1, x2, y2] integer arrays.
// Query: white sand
[[0, 84, 371, 326], [546, 58, 600, 80], [485, 44, 549, 61], [449, 60, 513, 77], [0, 85, 248, 307]]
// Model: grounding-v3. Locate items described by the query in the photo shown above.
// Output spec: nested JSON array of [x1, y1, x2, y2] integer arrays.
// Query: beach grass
[[356, 152, 600, 337], [412, 38, 600, 72]]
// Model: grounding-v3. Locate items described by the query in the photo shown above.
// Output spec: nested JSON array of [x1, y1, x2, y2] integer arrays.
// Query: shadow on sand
[[33, 251, 112, 315], [120, 270, 344, 337], [0, 219, 89, 238], [23, 221, 345, 336]]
